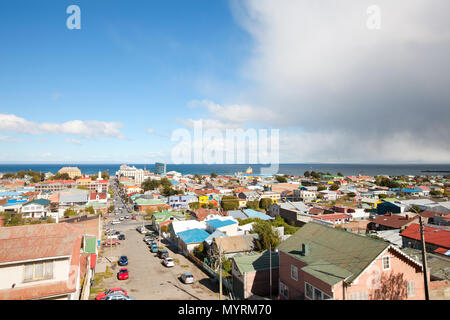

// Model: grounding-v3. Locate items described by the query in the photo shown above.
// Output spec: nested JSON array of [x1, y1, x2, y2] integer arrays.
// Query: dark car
[[118, 256, 128, 266], [118, 234, 125, 240], [157, 249, 169, 259]]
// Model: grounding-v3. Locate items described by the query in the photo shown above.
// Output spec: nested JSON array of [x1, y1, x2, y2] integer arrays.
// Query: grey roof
[[228, 210, 248, 220], [204, 230, 228, 245], [59, 190, 89, 204], [401, 247, 450, 281]]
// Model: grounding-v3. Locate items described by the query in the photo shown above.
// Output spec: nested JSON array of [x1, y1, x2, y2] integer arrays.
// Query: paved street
[[95, 211, 220, 300]]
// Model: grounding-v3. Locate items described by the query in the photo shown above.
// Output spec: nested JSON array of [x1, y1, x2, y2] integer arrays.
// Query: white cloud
[[40, 152, 53, 158], [0, 135, 22, 143], [178, 118, 244, 131], [0, 114, 126, 139], [224, 0, 450, 162], [188, 99, 277, 124], [64, 138, 82, 145]]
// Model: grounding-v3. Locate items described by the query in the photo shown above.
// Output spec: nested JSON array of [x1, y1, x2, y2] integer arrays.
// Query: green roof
[[85, 237, 97, 254], [135, 198, 167, 206], [277, 222, 389, 285], [233, 250, 279, 274]]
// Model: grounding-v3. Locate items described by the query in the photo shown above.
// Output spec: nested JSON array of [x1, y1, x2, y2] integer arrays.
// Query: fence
[[186, 253, 234, 295]]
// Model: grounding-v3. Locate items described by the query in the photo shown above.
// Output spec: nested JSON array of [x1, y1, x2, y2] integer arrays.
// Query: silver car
[[181, 272, 194, 284], [103, 292, 135, 300]]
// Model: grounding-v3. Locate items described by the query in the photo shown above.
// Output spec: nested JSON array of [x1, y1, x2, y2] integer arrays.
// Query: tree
[[64, 208, 77, 216], [304, 171, 311, 178], [348, 192, 356, 198], [317, 185, 327, 191], [369, 272, 408, 300], [329, 184, 340, 191], [210, 172, 217, 179], [259, 198, 272, 211], [275, 175, 288, 183], [221, 195, 240, 211], [252, 220, 281, 251], [337, 172, 344, 177], [8, 214, 23, 226], [108, 205, 115, 213], [189, 202, 200, 210], [85, 206, 95, 215], [246, 200, 259, 210]]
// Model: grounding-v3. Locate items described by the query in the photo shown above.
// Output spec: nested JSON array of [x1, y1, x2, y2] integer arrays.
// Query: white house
[[21, 199, 51, 219]]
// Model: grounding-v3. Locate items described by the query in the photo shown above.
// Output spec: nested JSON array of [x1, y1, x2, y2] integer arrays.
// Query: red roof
[[89, 192, 107, 200], [0, 223, 83, 263], [90, 254, 97, 269], [400, 224, 450, 249], [311, 214, 351, 220]]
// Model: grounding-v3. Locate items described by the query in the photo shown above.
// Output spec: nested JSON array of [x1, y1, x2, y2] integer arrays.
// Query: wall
[[0, 258, 70, 290]]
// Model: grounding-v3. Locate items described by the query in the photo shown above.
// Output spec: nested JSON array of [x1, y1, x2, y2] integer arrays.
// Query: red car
[[95, 287, 127, 300], [131, 216, 136, 220], [117, 268, 129, 280]]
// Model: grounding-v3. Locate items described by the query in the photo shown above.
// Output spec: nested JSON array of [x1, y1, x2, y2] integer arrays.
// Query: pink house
[[277, 222, 427, 300]]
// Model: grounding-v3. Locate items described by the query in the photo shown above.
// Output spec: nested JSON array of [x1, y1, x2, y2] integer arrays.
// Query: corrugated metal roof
[[277, 222, 389, 284], [178, 228, 210, 244], [233, 250, 279, 274]]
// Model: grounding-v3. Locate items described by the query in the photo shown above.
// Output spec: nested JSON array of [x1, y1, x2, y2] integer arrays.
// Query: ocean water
[[0, 163, 449, 177]]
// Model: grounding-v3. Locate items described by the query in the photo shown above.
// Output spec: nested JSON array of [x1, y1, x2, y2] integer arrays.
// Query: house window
[[279, 281, 289, 299], [305, 281, 332, 300], [24, 260, 54, 282], [290, 265, 298, 281], [314, 288, 323, 300], [382, 256, 390, 270], [349, 291, 368, 300], [305, 282, 313, 299], [407, 281, 415, 298]]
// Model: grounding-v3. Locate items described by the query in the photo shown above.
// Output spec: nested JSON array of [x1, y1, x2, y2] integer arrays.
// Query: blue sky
[[1, 1, 449, 164], [0, 0, 253, 163]]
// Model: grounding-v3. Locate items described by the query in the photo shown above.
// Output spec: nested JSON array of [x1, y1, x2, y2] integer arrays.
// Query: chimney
[[301, 243, 310, 256]]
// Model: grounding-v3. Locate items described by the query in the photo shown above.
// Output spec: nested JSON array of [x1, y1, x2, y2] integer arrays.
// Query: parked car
[[131, 216, 136, 220], [95, 287, 127, 300], [118, 255, 128, 266], [151, 245, 158, 253], [163, 257, 174, 267], [111, 220, 120, 225], [125, 215, 130, 219], [106, 234, 119, 240], [118, 234, 125, 240], [157, 249, 169, 259], [103, 293, 135, 300], [102, 240, 120, 247], [181, 272, 194, 284], [117, 268, 129, 280], [119, 217, 124, 221]]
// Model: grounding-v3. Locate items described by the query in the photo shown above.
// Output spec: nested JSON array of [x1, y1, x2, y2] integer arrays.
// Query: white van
[[111, 220, 120, 225]]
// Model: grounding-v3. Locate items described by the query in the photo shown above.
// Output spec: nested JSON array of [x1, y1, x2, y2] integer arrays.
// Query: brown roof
[[0, 281, 76, 300], [192, 208, 217, 221], [0, 223, 84, 264], [214, 235, 257, 254], [371, 213, 419, 229]]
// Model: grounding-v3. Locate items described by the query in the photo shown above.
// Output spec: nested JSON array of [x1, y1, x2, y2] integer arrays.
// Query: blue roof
[[0, 192, 22, 197], [243, 209, 274, 221], [401, 188, 420, 193], [7, 198, 28, 204], [178, 228, 210, 244], [206, 219, 237, 229]]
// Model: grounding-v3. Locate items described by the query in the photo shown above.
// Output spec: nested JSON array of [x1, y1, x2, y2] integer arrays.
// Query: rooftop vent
[[301, 243, 310, 256]]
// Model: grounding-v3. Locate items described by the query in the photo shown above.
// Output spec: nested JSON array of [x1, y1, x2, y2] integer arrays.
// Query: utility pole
[[419, 215, 430, 300], [269, 243, 272, 300], [219, 243, 223, 300]]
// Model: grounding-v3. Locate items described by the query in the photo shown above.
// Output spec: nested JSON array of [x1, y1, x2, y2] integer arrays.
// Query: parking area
[[93, 217, 220, 300]]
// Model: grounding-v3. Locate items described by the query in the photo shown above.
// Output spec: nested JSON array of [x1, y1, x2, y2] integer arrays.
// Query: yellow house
[[198, 196, 209, 205]]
